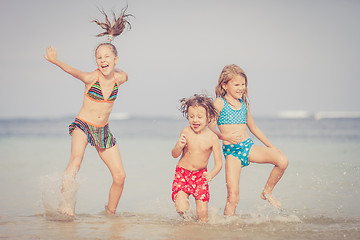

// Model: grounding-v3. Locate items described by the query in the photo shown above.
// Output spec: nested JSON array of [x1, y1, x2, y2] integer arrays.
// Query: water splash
[[40, 172, 80, 221]]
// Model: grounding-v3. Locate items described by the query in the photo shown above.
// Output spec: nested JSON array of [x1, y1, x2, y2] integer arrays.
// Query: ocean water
[[0, 117, 359, 239]]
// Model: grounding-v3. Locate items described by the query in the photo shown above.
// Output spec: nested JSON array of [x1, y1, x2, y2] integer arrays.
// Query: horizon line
[[1, 110, 360, 121]]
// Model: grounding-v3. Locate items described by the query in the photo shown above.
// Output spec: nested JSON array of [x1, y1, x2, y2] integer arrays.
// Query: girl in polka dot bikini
[[209, 64, 289, 216]]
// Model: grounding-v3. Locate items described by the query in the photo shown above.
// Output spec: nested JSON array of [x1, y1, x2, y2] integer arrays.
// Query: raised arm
[[44, 46, 92, 84]]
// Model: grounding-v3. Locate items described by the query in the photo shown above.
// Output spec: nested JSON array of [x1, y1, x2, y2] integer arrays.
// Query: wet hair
[[92, 6, 133, 57], [179, 94, 219, 123], [215, 64, 249, 106]]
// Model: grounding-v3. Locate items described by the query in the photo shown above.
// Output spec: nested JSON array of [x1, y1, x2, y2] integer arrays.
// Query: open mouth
[[101, 64, 109, 71]]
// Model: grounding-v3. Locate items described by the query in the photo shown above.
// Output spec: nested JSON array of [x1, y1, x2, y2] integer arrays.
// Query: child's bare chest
[[187, 137, 212, 152]]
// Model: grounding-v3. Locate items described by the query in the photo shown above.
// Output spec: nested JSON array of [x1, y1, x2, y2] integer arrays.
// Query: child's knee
[[278, 154, 289, 170], [175, 197, 189, 214], [113, 171, 126, 185]]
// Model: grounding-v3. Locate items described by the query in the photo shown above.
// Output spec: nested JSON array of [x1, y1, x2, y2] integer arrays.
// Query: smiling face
[[223, 75, 247, 100], [187, 105, 208, 134], [95, 45, 119, 76]]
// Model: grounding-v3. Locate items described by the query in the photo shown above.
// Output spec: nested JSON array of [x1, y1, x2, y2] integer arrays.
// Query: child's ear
[[114, 56, 119, 65]]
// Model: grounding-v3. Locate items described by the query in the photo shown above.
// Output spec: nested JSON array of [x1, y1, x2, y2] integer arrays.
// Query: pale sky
[[1, 0, 359, 118]]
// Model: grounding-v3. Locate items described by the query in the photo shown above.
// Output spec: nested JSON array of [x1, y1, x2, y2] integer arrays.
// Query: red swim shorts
[[171, 165, 209, 202]]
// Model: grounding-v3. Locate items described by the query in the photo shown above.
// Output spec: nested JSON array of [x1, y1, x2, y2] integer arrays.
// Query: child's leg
[[60, 128, 88, 216], [96, 144, 126, 215], [175, 190, 190, 216], [224, 155, 242, 216], [195, 200, 208, 223], [248, 145, 288, 208]]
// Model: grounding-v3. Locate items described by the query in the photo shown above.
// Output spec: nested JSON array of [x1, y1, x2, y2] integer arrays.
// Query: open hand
[[44, 46, 58, 64]]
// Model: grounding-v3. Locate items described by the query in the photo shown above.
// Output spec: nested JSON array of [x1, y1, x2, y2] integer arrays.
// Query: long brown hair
[[215, 64, 249, 106], [92, 6, 133, 57]]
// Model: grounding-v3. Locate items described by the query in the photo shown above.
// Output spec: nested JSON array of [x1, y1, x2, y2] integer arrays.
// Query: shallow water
[[1, 212, 359, 240], [0, 118, 359, 239]]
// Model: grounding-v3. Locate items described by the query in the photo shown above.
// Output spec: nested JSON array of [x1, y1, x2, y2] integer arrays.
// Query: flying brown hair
[[92, 6, 133, 56], [92, 6, 133, 37], [179, 94, 219, 123]]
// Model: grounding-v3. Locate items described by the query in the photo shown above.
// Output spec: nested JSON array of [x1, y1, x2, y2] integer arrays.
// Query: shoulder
[[182, 126, 197, 140], [240, 98, 249, 106], [114, 69, 128, 85], [213, 97, 224, 111], [182, 126, 192, 134], [83, 70, 98, 85], [243, 100, 250, 110]]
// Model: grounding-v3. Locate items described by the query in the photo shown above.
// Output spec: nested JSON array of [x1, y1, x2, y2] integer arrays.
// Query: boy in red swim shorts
[[171, 94, 222, 222]]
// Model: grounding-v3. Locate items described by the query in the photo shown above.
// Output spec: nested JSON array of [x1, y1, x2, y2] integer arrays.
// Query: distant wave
[[314, 111, 360, 120], [278, 111, 312, 119], [277, 111, 360, 120]]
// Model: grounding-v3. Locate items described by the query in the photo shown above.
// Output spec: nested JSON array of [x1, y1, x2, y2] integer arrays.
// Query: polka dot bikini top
[[217, 97, 247, 125]]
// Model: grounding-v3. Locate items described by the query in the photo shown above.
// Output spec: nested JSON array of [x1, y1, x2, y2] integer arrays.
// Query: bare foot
[[58, 204, 74, 218], [261, 192, 282, 209]]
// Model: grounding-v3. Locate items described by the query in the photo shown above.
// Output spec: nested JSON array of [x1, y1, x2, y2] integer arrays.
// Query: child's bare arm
[[115, 69, 128, 85], [208, 120, 223, 139], [44, 46, 92, 84], [209, 120, 242, 144], [247, 109, 275, 148], [209, 98, 225, 140], [204, 136, 222, 182], [171, 133, 187, 158]]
